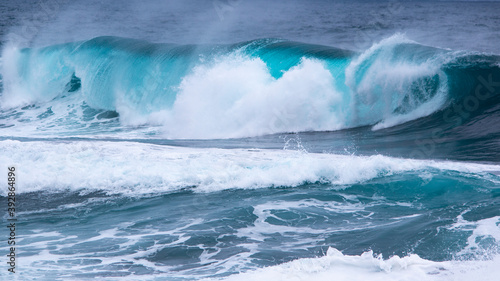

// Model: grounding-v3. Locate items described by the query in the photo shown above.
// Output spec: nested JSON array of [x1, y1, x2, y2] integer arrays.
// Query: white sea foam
[[125, 56, 345, 139], [1, 140, 498, 196], [449, 215, 500, 258], [208, 247, 500, 281], [219, 216, 500, 281]]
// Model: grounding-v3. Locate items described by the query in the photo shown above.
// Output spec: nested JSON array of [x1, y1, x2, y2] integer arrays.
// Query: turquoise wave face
[[1, 35, 500, 140]]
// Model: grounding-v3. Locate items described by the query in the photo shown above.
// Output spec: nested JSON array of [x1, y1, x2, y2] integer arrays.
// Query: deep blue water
[[1, 1, 500, 280]]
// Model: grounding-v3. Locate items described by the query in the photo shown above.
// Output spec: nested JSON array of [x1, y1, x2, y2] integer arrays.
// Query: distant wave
[[1, 34, 499, 139]]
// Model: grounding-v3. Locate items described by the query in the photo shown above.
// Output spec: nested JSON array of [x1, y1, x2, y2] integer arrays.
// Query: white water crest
[[1, 140, 498, 196]]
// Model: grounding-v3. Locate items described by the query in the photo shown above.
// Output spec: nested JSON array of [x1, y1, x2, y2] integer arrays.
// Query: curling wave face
[[1, 34, 499, 139]]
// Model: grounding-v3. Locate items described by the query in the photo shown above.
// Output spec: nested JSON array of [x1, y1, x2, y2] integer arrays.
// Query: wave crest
[[1, 35, 499, 139]]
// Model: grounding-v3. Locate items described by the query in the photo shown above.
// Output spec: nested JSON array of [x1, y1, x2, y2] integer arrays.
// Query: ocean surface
[[1, 0, 500, 280]]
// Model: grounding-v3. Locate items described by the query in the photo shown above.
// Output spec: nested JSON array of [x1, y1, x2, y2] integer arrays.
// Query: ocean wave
[[1, 34, 499, 139], [1, 140, 498, 196]]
